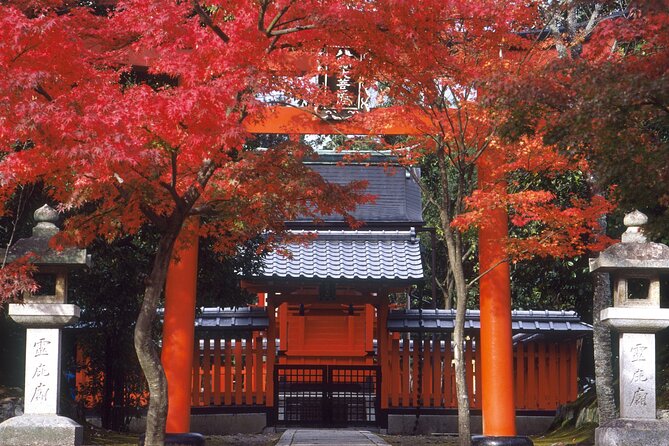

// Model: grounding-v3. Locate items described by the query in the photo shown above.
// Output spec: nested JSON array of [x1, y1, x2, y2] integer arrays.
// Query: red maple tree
[[0, 2, 368, 444]]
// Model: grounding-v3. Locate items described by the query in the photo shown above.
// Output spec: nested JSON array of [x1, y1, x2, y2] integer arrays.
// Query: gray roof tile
[[259, 230, 424, 281], [291, 163, 423, 226], [191, 307, 591, 337], [194, 307, 269, 332], [387, 309, 591, 336]]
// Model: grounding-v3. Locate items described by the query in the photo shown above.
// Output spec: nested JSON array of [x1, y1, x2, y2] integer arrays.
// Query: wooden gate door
[[274, 365, 380, 427]]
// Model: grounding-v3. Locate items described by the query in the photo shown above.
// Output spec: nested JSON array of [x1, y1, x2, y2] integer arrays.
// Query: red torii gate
[[162, 105, 519, 444]]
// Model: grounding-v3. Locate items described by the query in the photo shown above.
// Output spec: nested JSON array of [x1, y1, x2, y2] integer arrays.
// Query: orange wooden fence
[[191, 335, 268, 407], [380, 334, 579, 411], [190, 333, 580, 411]]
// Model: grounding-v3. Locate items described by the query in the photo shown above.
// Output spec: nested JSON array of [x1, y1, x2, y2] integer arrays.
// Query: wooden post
[[391, 337, 400, 407], [365, 304, 374, 352], [254, 335, 264, 405], [245, 334, 253, 404], [569, 341, 578, 401], [377, 297, 390, 409], [549, 342, 558, 408], [475, 337, 482, 409], [234, 338, 243, 404], [538, 343, 548, 409], [266, 300, 277, 408], [444, 335, 454, 407], [411, 339, 420, 406], [432, 335, 442, 408], [162, 218, 199, 433], [465, 338, 474, 407], [202, 337, 211, 406], [224, 339, 232, 405], [401, 335, 410, 407], [191, 342, 200, 407], [559, 342, 570, 404], [515, 342, 525, 409], [526, 342, 537, 410], [213, 338, 222, 405], [423, 337, 433, 407]]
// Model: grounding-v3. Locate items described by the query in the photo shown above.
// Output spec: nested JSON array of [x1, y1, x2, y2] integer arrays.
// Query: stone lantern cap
[[3, 205, 89, 267], [590, 210, 669, 273], [6, 205, 86, 325]]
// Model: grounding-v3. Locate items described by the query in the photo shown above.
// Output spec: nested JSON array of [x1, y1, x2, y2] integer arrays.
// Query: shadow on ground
[[84, 425, 595, 446]]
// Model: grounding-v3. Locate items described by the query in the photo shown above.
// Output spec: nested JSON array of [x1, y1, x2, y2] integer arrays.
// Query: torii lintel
[[244, 106, 429, 135]]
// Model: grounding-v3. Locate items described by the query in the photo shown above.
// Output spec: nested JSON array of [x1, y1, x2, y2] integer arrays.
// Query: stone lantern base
[[596, 418, 669, 446], [0, 414, 83, 446]]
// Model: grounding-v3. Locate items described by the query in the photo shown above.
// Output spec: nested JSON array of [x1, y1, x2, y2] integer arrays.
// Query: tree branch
[[112, 177, 168, 230], [258, 0, 270, 33], [192, 0, 230, 43], [584, 4, 603, 35], [466, 257, 509, 289], [268, 24, 316, 36], [33, 85, 54, 102], [265, 0, 296, 36], [2, 186, 31, 269], [183, 158, 219, 210], [158, 180, 187, 213]]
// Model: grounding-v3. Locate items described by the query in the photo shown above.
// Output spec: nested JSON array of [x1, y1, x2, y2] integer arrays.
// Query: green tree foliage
[[69, 234, 155, 431]]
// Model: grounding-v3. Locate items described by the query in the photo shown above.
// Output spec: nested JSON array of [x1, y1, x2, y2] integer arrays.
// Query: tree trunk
[[592, 271, 616, 424], [433, 143, 471, 445], [443, 226, 471, 446], [453, 270, 471, 446], [453, 293, 471, 446], [134, 226, 181, 446]]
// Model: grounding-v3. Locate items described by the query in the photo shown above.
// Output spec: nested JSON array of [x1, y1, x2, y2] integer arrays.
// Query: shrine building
[[160, 154, 592, 435]]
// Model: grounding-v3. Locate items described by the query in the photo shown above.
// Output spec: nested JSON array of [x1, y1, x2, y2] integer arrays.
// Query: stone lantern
[[590, 210, 669, 446], [0, 205, 89, 446]]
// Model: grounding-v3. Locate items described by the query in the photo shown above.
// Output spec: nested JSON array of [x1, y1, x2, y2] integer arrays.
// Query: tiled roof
[[194, 307, 269, 332], [191, 307, 591, 338], [387, 309, 591, 336], [290, 163, 423, 227], [259, 230, 424, 282]]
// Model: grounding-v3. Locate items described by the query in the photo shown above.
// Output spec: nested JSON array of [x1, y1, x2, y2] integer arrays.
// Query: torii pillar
[[474, 154, 532, 446], [161, 218, 204, 445]]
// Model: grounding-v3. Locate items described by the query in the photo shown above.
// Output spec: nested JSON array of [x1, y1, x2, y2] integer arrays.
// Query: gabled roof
[[258, 229, 424, 282], [290, 161, 423, 228]]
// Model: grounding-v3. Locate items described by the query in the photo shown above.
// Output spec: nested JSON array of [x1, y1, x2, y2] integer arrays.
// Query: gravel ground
[[83, 428, 592, 446], [83, 430, 281, 446], [204, 433, 281, 446], [205, 433, 459, 446], [83, 428, 460, 446], [380, 434, 459, 445], [84, 431, 595, 446]]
